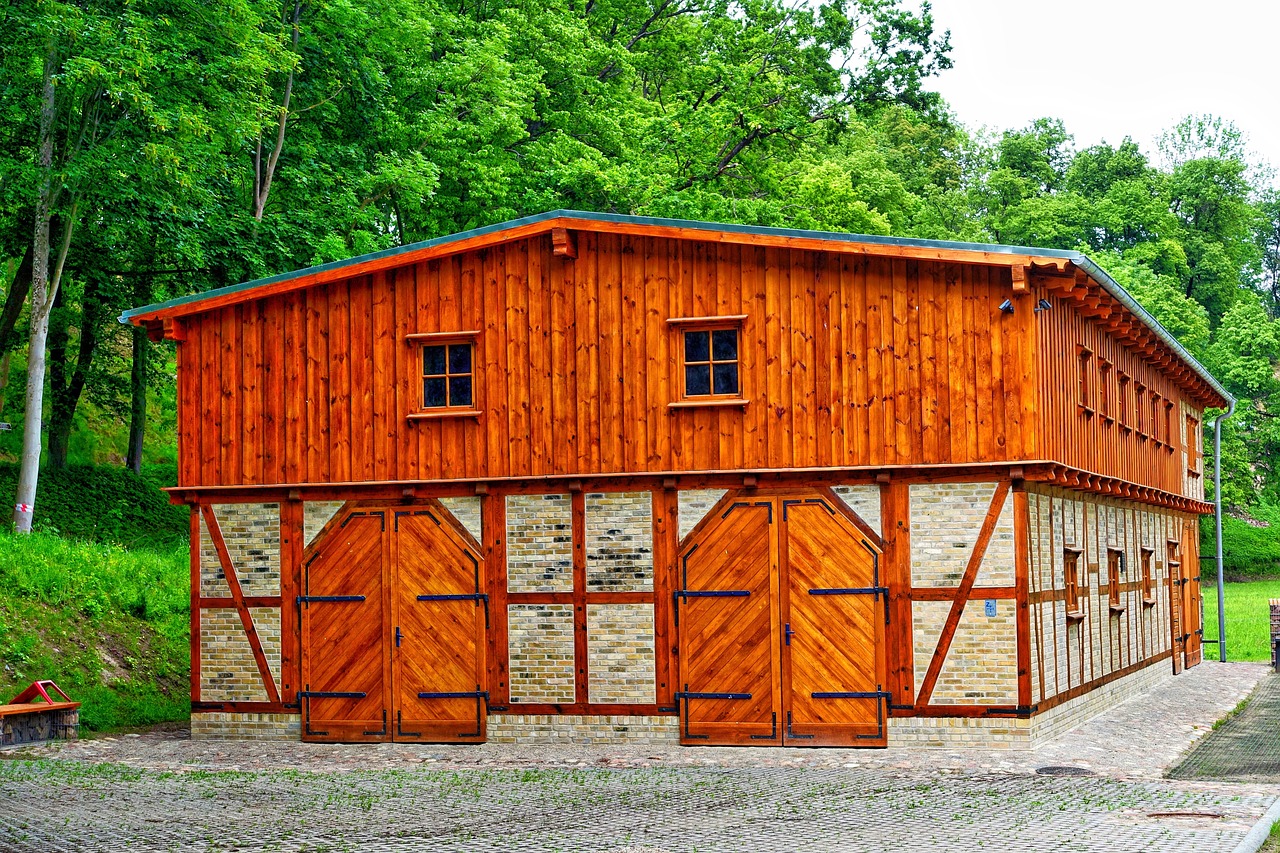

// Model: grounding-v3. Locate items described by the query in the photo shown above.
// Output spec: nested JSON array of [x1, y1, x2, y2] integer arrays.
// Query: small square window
[[421, 342, 474, 409], [683, 327, 739, 398]]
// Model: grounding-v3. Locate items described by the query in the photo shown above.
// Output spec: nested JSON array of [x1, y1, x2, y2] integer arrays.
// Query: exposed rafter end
[[551, 227, 578, 258], [1010, 265, 1030, 295]]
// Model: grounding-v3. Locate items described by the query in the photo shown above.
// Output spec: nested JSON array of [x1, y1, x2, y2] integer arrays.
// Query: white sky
[[926, 0, 1280, 182]]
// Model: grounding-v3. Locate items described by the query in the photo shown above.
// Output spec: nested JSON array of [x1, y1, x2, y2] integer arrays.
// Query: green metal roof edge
[[119, 208, 1232, 406]]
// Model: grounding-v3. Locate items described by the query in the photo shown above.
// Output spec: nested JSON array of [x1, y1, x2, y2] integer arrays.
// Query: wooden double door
[[676, 491, 888, 747], [299, 504, 488, 743]]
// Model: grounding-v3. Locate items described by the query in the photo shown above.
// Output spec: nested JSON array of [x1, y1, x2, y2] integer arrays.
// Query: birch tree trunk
[[14, 41, 63, 532]]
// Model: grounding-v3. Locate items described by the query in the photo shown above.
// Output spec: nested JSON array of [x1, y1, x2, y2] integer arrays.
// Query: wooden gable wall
[[1035, 290, 1201, 498], [176, 231, 1041, 488]]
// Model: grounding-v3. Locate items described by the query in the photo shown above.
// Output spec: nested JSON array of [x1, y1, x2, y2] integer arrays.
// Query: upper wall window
[[422, 342, 474, 409], [1098, 360, 1113, 421], [1150, 393, 1163, 444], [1187, 415, 1202, 475], [1117, 373, 1131, 431], [1077, 346, 1093, 414], [1165, 401, 1176, 454], [667, 315, 747, 406], [1135, 384, 1147, 437], [684, 329, 739, 397]]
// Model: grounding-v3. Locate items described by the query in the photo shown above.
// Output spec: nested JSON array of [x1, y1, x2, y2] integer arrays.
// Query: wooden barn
[[123, 210, 1232, 748]]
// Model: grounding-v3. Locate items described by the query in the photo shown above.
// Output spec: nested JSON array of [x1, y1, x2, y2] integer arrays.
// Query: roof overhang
[[120, 209, 1234, 408]]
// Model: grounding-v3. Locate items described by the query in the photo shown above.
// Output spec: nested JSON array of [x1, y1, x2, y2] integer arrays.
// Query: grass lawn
[[1202, 580, 1280, 662]]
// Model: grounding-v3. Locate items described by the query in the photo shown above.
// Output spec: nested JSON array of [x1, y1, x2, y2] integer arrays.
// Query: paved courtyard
[[1, 662, 1276, 852]]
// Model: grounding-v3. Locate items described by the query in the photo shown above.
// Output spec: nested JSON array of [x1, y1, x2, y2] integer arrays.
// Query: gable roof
[[119, 208, 1233, 407]]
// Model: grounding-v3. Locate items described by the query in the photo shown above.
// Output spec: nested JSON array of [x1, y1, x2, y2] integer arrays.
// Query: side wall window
[[1064, 547, 1083, 617]]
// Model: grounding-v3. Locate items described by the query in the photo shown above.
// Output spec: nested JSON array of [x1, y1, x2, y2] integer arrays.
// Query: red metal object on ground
[[8, 680, 75, 706]]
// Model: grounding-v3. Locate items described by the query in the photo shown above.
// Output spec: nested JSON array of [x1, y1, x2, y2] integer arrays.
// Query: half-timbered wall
[[1026, 486, 1185, 709], [1036, 291, 1201, 496], [176, 233, 1039, 488]]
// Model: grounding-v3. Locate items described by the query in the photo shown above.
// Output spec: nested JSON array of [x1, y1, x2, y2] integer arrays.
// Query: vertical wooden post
[[651, 488, 678, 710], [189, 505, 202, 705], [279, 498, 303, 707], [881, 481, 913, 710], [572, 490, 589, 706], [1013, 483, 1032, 709], [484, 494, 510, 707]]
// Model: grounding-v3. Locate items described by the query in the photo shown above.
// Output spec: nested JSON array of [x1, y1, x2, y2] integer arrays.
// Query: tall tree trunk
[[14, 40, 62, 533], [46, 273, 98, 470], [126, 274, 151, 474], [15, 44, 78, 531]]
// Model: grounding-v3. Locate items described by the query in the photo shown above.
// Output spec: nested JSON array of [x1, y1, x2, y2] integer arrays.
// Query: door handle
[[396, 626, 402, 648], [785, 623, 794, 646]]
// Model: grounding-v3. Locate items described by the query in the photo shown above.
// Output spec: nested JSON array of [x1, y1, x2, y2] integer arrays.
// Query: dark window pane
[[713, 363, 739, 396], [423, 377, 448, 407], [711, 329, 738, 361], [685, 363, 711, 396], [448, 343, 472, 375], [684, 330, 709, 363], [423, 345, 446, 376], [449, 376, 472, 407]]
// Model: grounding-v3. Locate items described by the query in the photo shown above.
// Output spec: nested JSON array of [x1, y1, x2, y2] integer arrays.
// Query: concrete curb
[[1232, 797, 1280, 853]]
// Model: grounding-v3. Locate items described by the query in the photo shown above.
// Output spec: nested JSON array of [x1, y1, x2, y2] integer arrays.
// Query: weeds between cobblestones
[[0, 759, 1274, 852]]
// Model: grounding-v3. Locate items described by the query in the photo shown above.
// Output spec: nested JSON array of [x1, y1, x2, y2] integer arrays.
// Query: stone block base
[[1029, 662, 1171, 744], [889, 660, 1171, 749], [888, 715, 1032, 749], [487, 714, 678, 745], [191, 712, 300, 740]]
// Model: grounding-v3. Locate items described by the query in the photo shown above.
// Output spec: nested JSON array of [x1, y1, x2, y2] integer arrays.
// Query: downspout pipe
[[1213, 399, 1236, 662]]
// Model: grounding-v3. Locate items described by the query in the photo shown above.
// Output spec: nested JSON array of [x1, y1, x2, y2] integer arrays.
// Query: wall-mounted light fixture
[[998, 299, 1015, 314], [1034, 298, 1053, 313]]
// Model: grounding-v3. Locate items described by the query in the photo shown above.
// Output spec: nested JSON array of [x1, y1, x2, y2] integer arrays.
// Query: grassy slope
[[0, 532, 189, 730]]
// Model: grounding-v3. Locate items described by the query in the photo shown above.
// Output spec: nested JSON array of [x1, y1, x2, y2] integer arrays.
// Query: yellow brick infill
[[585, 492, 653, 592], [586, 603, 656, 704], [487, 715, 678, 745], [506, 494, 573, 593], [831, 484, 881, 533], [438, 496, 483, 542], [303, 501, 344, 546], [198, 503, 281, 597], [676, 489, 727, 541], [507, 603, 576, 704], [190, 712, 300, 741]]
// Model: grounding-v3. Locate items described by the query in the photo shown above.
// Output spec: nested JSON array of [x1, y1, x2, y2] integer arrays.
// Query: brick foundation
[[488, 715, 678, 744], [191, 712, 300, 740]]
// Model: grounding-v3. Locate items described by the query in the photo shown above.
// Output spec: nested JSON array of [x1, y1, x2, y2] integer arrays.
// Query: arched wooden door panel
[[676, 500, 780, 745], [300, 510, 390, 742], [392, 508, 487, 743], [676, 491, 885, 747], [780, 498, 887, 746]]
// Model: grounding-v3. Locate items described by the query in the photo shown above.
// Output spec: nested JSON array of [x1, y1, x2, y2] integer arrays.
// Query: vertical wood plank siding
[[1036, 292, 1188, 495], [177, 234, 1201, 490]]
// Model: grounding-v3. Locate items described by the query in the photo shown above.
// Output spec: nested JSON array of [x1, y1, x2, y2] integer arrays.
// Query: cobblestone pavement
[[0, 662, 1274, 852]]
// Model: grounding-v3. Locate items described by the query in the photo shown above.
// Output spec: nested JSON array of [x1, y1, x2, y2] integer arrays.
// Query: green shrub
[[1202, 504, 1280, 580], [0, 464, 187, 550]]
